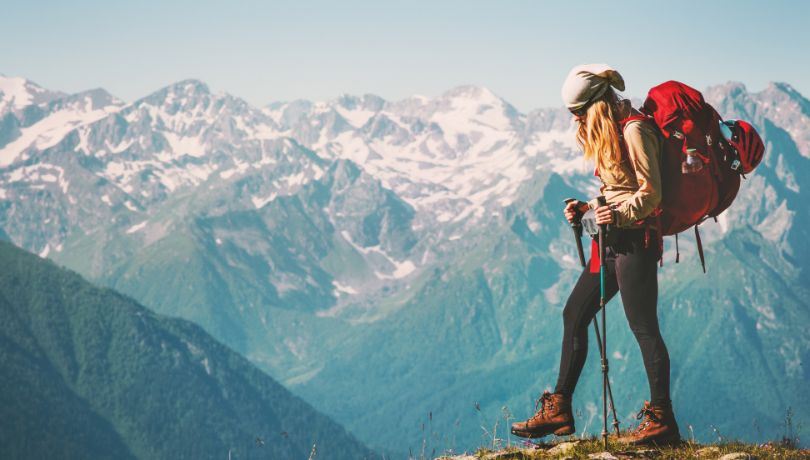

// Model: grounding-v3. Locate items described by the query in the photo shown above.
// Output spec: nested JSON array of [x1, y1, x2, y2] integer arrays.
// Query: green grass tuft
[[437, 436, 809, 459]]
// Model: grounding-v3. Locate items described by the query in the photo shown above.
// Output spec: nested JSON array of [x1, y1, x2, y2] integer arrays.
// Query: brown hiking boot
[[618, 401, 681, 446], [510, 391, 575, 439]]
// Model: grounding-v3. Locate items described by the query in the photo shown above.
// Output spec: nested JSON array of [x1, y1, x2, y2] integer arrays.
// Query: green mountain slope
[[0, 241, 375, 460], [0, 288, 135, 460]]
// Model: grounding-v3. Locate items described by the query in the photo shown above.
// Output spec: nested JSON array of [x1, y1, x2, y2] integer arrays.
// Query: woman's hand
[[564, 200, 589, 223], [594, 206, 615, 225]]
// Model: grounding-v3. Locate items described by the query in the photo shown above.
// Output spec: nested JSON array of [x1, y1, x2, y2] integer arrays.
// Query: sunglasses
[[569, 94, 616, 118], [568, 93, 599, 118], [569, 101, 593, 118]]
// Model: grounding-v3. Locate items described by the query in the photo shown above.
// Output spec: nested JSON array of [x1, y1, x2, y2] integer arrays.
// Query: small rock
[[519, 440, 551, 450], [718, 454, 757, 460], [481, 449, 535, 459], [614, 448, 659, 458], [589, 452, 619, 460], [547, 441, 580, 456], [696, 446, 721, 457]]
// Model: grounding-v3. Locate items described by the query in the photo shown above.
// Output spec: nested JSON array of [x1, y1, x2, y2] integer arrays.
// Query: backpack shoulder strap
[[616, 114, 654, 163], [619, 114, 650, 130], [618, 114, 656, 147]]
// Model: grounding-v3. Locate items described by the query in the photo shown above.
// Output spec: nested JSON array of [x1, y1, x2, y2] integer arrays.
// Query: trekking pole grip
[[563, 198, 585, 225]]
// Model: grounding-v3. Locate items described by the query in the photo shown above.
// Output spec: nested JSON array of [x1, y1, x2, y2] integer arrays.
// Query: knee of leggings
[[628, 324, 663, 342], [571, 330, 588, 351], [562, 302, 580, 324]]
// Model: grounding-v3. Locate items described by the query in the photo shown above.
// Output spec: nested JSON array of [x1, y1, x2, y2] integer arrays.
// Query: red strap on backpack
[[619, 114, 648, 127]]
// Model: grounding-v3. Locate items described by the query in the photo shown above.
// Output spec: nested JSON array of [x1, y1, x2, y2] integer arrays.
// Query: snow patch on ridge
[[4, 164, 67, 190], [0, 76, 53, 113], [219, 160, 250, 179], [126, 221, 147, 234], [756, 201, 793, 242], [162, 131, 206, 157], [332, 280, 358, 295], [335, 106, 376, 128], [375, 259, 416, 280], [340, 230, 417, 280], [252, 192, 277, 209], [0, 76, 35, 109], [0, 103, 119, 167]]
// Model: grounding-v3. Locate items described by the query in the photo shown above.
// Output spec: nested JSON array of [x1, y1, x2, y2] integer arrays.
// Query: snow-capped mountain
[[1, 74, 807, 457], [0, 74, 65, 116], [266, 85, 586, 227], [0, 88, 119, 167]]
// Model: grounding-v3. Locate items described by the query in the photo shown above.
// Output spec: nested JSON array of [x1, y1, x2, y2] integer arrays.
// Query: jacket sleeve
[[587, 184, 606, 210], [614, 121, 662, 226]]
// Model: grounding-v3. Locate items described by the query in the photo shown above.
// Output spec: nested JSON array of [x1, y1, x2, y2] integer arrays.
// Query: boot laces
[[530, 391, 554, 420], [632, 406, 659, 433]]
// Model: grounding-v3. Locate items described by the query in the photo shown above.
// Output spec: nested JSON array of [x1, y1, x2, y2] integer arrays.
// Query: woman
[[510, 64, 680, 446]]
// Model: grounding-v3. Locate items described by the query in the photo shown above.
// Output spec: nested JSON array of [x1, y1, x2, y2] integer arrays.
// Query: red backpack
[[625, 81, 765, 271]]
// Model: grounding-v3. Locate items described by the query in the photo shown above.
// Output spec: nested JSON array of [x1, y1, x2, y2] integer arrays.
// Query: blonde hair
[[575, 89, 622, 171]]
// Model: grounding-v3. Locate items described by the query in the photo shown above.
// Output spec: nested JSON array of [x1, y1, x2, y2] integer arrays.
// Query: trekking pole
[[593, 315, 622, 438], [563, 199, 621, 438], [563, 198, 587, 267], [597, 195, 610, 450]]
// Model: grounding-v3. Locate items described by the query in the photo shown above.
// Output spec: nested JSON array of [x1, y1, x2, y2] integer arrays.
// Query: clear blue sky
[[2, 0, 809, 111]]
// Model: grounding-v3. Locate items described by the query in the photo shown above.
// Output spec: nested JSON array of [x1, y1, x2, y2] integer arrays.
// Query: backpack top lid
[[641, 80, 714, 138]]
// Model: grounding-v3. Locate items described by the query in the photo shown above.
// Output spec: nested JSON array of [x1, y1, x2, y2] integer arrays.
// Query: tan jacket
[[587, 118, 663, 228]]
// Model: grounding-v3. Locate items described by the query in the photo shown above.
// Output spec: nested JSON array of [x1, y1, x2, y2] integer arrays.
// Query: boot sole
[[510, 424, 575, 439], [620, 432, 681, 447], [649, 434, 682, 447], [553, 425, 575, 436]]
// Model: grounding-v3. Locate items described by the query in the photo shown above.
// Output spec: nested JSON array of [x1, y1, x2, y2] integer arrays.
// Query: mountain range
[[1, 73, 808, 457]]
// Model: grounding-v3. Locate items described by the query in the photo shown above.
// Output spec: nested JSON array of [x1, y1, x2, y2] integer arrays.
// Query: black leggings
[[554, 229, 671, 406]]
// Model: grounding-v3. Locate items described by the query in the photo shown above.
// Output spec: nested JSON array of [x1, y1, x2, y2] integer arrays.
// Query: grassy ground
[[436, 436, 809, 459]]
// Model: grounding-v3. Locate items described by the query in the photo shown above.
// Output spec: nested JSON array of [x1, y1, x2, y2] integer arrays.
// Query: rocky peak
[[0, 75, 65, 115]]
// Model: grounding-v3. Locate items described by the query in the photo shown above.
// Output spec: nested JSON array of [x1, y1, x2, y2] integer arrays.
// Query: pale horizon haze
[[2, 0, 809, 111]]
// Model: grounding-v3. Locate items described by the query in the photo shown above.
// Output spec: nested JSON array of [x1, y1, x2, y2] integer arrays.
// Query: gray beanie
[[561, 64, 625, 110]]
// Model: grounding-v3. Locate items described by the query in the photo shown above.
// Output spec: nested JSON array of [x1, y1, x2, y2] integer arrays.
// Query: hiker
[[511, 64, 680, 446]]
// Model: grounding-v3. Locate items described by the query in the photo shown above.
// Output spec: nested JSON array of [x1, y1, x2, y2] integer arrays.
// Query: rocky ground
[[436, 438, 809, 459]]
